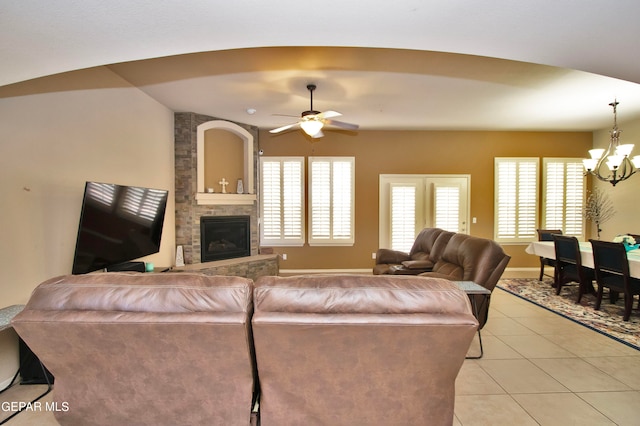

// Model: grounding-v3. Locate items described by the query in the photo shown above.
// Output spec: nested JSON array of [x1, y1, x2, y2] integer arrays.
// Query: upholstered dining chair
[[552, 234, 595, 303], [536, 229, 563, 282], [627, 233, 640, 242], [590, 239, 640, 321]]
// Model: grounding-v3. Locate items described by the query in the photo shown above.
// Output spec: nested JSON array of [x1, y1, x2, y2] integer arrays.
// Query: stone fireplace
[[174, 112, 259, 265]]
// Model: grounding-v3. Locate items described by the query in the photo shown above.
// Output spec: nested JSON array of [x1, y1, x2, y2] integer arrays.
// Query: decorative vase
[[236, 179, 244, 194]]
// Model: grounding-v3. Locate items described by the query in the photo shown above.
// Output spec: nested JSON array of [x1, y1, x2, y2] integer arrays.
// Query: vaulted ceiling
[[3, 1, 640, 132]]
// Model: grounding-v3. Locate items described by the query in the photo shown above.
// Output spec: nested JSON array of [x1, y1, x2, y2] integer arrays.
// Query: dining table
[[525, 240, 640, 279]]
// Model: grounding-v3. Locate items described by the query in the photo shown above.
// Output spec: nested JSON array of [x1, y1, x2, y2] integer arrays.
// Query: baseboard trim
[[502, 267, 538, 279]]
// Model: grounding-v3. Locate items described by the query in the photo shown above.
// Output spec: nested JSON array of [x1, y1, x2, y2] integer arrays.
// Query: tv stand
[[106, 261, 146, 273]]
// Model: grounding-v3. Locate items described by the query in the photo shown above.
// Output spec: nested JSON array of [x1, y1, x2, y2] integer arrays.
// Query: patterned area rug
[[497, 278, 640, 351]]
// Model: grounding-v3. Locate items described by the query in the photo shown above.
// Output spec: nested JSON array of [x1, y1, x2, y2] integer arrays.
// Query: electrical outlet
[[472, 217, 477, 224], [372, 252, 377, 259], [281, 253, 287, 260]]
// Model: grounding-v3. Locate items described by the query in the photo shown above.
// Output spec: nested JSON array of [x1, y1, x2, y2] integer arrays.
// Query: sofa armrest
[[401, 259, 435, 270], [375, 248, 410, 265]]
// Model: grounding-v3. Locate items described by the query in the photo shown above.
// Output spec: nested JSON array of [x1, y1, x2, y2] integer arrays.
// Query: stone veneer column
[[174, 112, 259, 264]]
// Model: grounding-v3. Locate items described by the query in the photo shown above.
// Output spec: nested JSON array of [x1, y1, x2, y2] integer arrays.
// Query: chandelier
[[583, 100, 640, 186]]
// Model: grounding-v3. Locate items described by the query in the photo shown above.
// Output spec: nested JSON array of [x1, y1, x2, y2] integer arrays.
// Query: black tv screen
[[72, 181, 169, 274]]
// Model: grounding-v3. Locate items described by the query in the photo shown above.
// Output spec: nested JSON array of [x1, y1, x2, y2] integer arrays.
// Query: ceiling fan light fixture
[[300, 120, 324, 137]]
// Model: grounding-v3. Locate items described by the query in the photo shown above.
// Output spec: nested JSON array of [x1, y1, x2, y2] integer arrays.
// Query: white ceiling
[[3, 0, 640, 133]]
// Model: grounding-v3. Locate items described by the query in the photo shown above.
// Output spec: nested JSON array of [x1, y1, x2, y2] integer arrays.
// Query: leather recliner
[[419, 233, 511, 328], [373, 228, 454, 275], [251, 274, 478, 426], [11, 273, 258, 426]]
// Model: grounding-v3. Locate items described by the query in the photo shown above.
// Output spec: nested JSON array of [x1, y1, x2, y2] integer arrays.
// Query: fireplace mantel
[[195, 192, 256, 205]]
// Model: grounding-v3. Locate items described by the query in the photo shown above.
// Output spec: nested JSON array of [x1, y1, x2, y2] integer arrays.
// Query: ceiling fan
[[269, 84, 359, 138]]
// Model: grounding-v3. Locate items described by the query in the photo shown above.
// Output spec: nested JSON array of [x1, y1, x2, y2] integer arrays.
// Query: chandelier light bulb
[[615, 144, 634, 157], [588, 148, 605, 159]]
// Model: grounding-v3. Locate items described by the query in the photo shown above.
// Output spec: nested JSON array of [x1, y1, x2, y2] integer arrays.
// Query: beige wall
[[0, 67, 175, 385], [258, 129, 594, 271], [204, 128, 244, 192]]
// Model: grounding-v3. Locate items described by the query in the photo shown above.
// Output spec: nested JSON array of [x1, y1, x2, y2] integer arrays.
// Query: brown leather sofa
[[373, 227, 454, 275], [419, 233, 511, 328], [11, 273, 258, 426], [251, 274, 479, 426]]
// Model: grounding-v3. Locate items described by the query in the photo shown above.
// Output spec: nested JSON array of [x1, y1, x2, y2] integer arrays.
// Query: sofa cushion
[[253, 274, 474, 314], [21, 272, 253, 313]]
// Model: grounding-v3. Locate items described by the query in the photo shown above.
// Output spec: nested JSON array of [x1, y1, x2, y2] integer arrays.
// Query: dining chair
[[627, 233, 640, 242], [552, 234, 595, 303], [590, 239, 640, 321], [537, 229, 563, 282]]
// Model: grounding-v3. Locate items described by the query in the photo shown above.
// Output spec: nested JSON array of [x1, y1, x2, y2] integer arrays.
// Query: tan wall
[[204, 129, 244, 192], [258, 129, 594, 270], [0, 67, 175, 385]]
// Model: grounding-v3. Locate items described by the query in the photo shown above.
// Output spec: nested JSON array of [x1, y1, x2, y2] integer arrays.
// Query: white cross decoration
[[218, 178, 229, 194]]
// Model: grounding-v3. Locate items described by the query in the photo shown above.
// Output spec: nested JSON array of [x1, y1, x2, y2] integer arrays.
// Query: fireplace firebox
[[200, 216, 251, 262]]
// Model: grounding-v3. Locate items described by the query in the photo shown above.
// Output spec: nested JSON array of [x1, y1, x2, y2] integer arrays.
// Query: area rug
[[497, 278, 640, 351]]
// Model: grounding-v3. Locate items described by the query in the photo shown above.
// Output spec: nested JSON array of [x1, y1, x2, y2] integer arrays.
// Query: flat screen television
[[72, 181, 169, 274]]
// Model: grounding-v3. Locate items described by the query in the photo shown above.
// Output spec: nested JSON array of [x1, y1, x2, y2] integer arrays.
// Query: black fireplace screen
[[200, 216, 251, 262]]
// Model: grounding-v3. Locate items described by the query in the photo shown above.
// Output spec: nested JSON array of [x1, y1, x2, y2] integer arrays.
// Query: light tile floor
[[455, 288, 640, 426], [1, 288, 639, 425]]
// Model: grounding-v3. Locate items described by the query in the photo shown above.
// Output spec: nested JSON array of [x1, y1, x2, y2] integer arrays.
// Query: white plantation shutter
[[495, 158, 539, 242], [259, 157, 304, 246], [261, 160, 281, 239], [282, 161, 303, 239], [390, 184, 416, 252], [434, 185, 460, 232], [543, 158, 585, 238], [309, 157, 355, 245]]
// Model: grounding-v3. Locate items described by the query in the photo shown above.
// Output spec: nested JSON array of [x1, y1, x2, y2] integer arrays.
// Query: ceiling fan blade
[[317, 110, 342, 120], [272, 113, 300, 118], [324, 119, 359, 131], [269, 123, 299, 134]]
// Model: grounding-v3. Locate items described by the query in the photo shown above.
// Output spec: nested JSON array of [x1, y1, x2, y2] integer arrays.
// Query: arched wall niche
[[196, 120, 256, 205]]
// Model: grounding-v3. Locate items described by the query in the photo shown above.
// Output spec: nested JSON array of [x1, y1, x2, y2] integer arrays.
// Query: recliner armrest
[[375, 248, 410, 264], [401, 259, 434, 270]]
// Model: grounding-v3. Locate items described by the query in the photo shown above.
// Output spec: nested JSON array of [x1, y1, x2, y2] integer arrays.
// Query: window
[[542, 158, 585, 239], [390, 183, 417, 253], [309, 157, 355, 246], [259, 157, 304, 246], [494, 158, 539, 243]]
